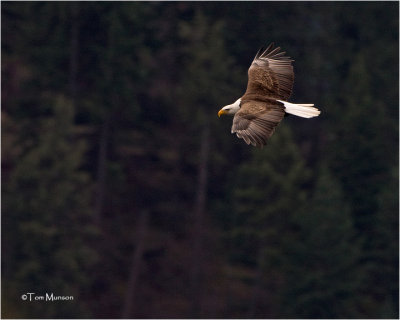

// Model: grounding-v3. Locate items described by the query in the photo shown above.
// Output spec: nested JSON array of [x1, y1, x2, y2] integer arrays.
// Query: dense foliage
[[2, 2, 398, 318]]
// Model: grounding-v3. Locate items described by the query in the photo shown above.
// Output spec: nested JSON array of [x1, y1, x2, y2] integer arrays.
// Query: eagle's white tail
[[277, 100, 321, 118]]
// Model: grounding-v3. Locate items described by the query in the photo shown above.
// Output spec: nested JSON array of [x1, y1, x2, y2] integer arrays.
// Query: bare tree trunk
[[94, 8, 116, 227], [94, 118, 110, 226], [248, 238, 276, 319], [69, 2, 79, 105], [248, 249, 264, 318], [190, 124, 210, 317], [122, 210, 149, 318]]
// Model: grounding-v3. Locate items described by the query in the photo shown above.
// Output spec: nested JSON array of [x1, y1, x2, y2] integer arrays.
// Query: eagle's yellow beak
[[218, 109, 227, 117]]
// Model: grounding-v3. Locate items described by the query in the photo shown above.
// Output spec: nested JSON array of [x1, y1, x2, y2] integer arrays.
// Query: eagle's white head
[[218, 98, 241, 117]]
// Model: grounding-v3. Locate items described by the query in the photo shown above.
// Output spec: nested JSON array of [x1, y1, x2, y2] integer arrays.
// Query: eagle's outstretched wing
[[244, 43, 294, 101], [231, 100, 285, 148]]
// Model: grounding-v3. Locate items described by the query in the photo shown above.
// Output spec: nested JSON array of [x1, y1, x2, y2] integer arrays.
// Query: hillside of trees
[[2, 2, 398, 318]]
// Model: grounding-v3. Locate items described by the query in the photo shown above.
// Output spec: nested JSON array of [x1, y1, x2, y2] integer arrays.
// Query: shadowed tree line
[[2, 2, 398, 318]]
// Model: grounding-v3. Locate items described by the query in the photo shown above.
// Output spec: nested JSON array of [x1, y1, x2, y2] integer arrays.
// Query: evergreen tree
[[329, 53, 390, 225], [370, 166, 399, 318], [177, 9, 242, 317], [282, 165, 363, 318], [227, 124, 311, 317], [326, 51, 398, 316], [2, 96, 98, 318]]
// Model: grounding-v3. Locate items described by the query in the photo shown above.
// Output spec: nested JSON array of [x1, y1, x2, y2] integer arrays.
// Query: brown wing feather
[[231, 100, 285, 148], [244, 43, 294, 101]]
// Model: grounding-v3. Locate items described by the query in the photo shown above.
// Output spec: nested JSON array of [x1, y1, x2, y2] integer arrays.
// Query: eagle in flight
[[218, 43, 320, 147]]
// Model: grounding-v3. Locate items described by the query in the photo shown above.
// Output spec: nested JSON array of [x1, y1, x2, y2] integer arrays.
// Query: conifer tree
[[327, 52, 398, 316], [227, 124, 311, 317], [3, 96, 98, 318], [177, 9, 241, 317], [282, 165, 362, 318], [370, 166, 399, 318]]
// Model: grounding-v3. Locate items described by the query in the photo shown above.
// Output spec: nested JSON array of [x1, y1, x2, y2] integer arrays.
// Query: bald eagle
[[218, 43, 320, 147]]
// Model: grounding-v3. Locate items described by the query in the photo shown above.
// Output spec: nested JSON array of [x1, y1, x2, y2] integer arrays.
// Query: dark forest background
[[2, 1, 399, 319]]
